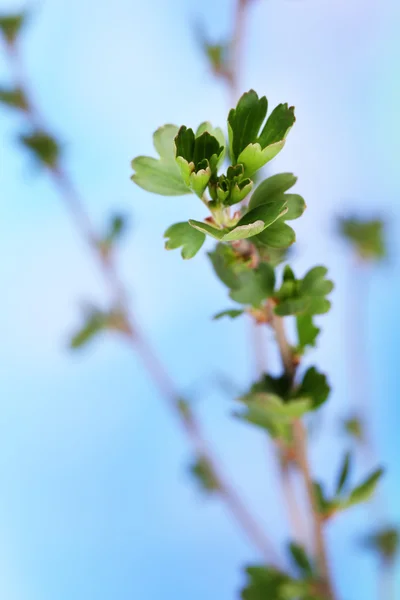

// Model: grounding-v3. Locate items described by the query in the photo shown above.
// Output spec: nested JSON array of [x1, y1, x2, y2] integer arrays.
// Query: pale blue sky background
[[1, 0, 400, 598]]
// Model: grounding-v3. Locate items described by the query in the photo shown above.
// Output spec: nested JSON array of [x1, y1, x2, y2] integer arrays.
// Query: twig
[[230, 0, 249, 104], [2, 39, 281, 567], [271, 311, 336, 598]]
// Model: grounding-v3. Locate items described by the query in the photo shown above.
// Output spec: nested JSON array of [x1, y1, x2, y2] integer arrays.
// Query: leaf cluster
[[236, 368, 330, 440], [338, 216, 386, 261], [241, 543, 324, 600], [313, 452, 384, 520], [131, 91, 298, 259]]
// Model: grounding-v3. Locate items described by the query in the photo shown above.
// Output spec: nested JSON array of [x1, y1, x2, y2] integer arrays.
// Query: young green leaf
[[335, 451, 352, 495], [295, 367, 330, 409], [256, 221, 296, 248], [229, 263, 276, 307], [131, 125, 190, 196], [164, 222, 205, 259], [338, 216, 386, 261], [0, 86, 28, 111], [228, 90, 295, 177], [0, 12, 26, 45], [296, 315, 320, 351], [288, 543, 314, 578], [346, 468, 384, 507], [19, 131, 60, 168], [213, 309, 244, 320], [361, 526, 399, 562], [188, 219, 226, 240], [249, 172, 297, 210], [189, 456, 219, 493], [241, 566, 296, 600]]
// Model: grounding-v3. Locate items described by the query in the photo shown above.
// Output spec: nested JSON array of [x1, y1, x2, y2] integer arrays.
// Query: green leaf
[[336, 451, 352, 495], [19, 131, 60, 168], [230, 263, 276, 306], [208, 243, 245, 289], [228, 90, 268, 163], [69, 307, 128, 349], [338, 216, 386, 261], [228, 90, 295, 176], [346, 468, 384, 507], [296, 315, 320, 351], [274, 297, 311, 317], [221, 220, 266, 242], [188, 219, 226, 240], [0, 86, 28, 111], [213, 309, 244, 320], [288, 543, 313, 578], [131, 125, 190, 196], [313, 481, 329, 515], [196, 121, 226, 155], [0, 12, 26, 44], [300, 266, 334, 296], [342, 416, 364, 442], [164, 222, 205, 259], [175, 126, 224, 187], [258, 103, 295, 148], [256, 221, 296, 248], [237, 140, 286, 178], [249, 172, 297, 210], [274, 265, 333, 317], [235, 198, 288, 231], [284, 194, 306, 220], [189, 456, 219, 493], [241, 566, 292, 600], [295, 367, 330, 409], [361, 527, 399, 562]]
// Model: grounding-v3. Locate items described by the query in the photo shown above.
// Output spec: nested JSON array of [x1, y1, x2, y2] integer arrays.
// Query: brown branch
[[270, 311, 336, 598], [2, 40, 281, 567]]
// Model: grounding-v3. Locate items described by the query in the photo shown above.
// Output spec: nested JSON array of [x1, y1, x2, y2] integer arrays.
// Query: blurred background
[[1, 0, 399, 598]]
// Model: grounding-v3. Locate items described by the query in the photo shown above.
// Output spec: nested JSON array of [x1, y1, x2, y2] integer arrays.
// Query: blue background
[[1, 0, 399, 598]]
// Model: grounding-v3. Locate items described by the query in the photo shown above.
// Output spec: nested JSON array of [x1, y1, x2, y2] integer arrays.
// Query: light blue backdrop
[[1, 0, 399, 598]]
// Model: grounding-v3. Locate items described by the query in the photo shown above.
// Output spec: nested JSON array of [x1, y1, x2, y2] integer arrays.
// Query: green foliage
[[175, 125, 225, 197], [342, 415, 364, 442], [228, 90, 295, 177], [19, 130, 60, 168], [131, 125, 190, 195], [70, 306, 129, 349], [274, 266, 333, 317], [361, 526, 399, 563], [98, 214, 128, 257], [241, 544, 322, 599], [296, 367, 330, 410], [237, 391, 312, 440], [213, 308, 244, 320], [0, 12, 26, 45], [164, 222, 205, 259], [338, 216, 386, 261], [208, 243, 276, 307], [0, 86, 28, 111], [313, 466, 384, 520], [131, 91, 299, 256], [296, 315, 320, 354], [189, 456, 219, 493]]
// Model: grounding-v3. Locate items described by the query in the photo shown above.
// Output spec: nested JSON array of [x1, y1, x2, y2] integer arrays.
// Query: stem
[[279, 460, 308, 545], [230, 0, 249, 104], [3, 41, 281, 567], [271, 312, 336, 598]]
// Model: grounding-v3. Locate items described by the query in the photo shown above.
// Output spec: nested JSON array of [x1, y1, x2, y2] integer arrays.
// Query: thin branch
[[229, 0, 249, 104], [2, 40, 281, 567], [271, 311, 336, 598]]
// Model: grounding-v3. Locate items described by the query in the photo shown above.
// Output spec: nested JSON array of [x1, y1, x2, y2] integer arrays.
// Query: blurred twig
[[0, 18, 281, 567]]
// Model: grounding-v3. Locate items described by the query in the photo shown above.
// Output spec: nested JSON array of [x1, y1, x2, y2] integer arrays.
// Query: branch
[[1, 37, 281, 567], [270, 311, 337, 598]]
